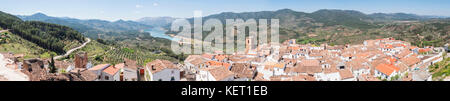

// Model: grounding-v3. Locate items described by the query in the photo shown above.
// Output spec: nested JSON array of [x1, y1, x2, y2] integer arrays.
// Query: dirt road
[[54, 38, 91, 59]]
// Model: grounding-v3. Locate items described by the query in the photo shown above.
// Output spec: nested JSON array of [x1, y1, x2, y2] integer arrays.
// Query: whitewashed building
[[145, 59, 180, 81]]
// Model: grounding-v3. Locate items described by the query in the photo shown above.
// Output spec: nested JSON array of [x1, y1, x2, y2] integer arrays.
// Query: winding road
[[0, 29, 8, 33], [54, 38, 91, 60]]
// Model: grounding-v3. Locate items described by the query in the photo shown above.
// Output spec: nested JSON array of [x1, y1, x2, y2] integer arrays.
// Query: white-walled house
[[145, 59, 180, 81], [374, 63, 400, 80], [183, 55, 208, 73], [196, 67, 234, 81], [123, 58, 139, 81], [88, 64, 110, 81], [88, 63, 123, 81], [101, 63, 124, 81]]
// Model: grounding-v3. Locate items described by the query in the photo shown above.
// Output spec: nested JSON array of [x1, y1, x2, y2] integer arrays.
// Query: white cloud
[[153, 3, 159, 6]]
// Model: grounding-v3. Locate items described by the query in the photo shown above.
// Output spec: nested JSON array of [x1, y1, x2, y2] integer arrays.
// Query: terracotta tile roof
[[419, 48, 431, 53], [230, 63, 256, 78], [202, 53, 215, 60], [370, 58, 389, 68], [288, 46, 302, 50], [293, 59, 322, 74], [347, 58, 369, 71], [393, 43, 406, 48], [397, 50, 412, 58], [339, 69, 354, 79], [309, 53, 323, 57], [399, 55, 420, 67], [207, 67, 234, 81], [214, 54, 228, 62], [89, 64, 110, 71], [356, 52, 371, 59], [323, 67, 339, 74], [80, 70, 98, 81], [388, 56, 397, 63], [292, 75, 316, 81], [394, 62, 409, 72], [381, 44, 393, 49], [264, 62, 286, 70], [206, 61, 231, 68], [185, 55, 208, 66], [146, 59, 178, 74], [253, 72, 268, 81], [300, 59, 320, 67], [375, 63, 399, 76], [103, 63, 124, 75]]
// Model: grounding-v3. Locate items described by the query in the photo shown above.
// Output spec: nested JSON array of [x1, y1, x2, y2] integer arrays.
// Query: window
[[171, 77, 175, 81], [158, 79, 162, 81], [151, 65, 156, 70], [105, 76, 109, 80], [339, 66, 345, 69]]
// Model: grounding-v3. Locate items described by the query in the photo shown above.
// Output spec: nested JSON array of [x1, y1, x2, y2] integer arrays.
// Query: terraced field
[[103, 47, 178, 66]]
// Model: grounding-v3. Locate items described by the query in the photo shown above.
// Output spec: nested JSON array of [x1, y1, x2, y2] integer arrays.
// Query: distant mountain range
[[18, 13, 153, 33], [175, 9, 449, 46], [184, 9, 446, 29], [12, 9, 450, 47], [136, 17, 177, 27]]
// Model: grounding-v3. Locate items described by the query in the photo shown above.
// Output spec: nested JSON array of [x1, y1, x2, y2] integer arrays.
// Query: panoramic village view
[[1, 0, 450, 81]]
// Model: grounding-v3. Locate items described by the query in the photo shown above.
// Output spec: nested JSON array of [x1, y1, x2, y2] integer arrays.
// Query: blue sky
[[1, 0, 449, 21]]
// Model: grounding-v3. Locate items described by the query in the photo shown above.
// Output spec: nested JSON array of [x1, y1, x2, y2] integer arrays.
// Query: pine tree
[[49, 54, 57, 73]]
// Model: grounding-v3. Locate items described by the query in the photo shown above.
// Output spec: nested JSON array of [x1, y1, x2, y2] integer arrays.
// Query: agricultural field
[[103, 47, 178, 66], [430, 52, 450, 81], [68, 39, 178, 66]]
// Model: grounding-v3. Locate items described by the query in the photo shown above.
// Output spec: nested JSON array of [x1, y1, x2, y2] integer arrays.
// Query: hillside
[[0, 30, 49, 59], [168, 9, 449, 47], [14, 12, 184, 63], [0, 11, 85, 54], [18, 13, 173, 50], [18, 13, 153, 32]]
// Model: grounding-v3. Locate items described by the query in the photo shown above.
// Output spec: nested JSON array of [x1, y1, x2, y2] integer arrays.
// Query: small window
[[171, 77, 175, 81], [158, 79, 162, 81], [151, 65, 156, 70], [339, 66, 345, 69], [105, 76, 109, 80]]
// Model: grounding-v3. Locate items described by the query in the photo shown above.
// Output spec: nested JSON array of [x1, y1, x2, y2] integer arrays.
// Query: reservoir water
[[145, 27, 179, 41]]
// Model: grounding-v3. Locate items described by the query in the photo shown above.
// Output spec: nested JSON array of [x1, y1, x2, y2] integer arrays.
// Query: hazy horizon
[[2, 0, 450, 21]]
